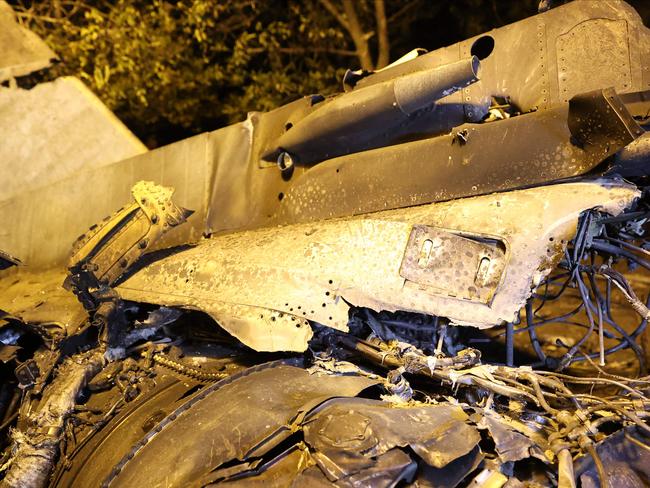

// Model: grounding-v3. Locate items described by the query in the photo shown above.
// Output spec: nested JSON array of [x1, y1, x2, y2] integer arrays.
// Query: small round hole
[[278, 192, 284, 201]]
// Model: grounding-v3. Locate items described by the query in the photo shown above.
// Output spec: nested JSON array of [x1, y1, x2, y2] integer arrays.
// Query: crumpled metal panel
[[1, 2, 647, 273], [104, 362, 484, 488], [302, 398, 480, 477], [106, 363, 377, 488], [115, 180, 638, 352], [0, 1, 56, 81], [0, 268, 86, 346]]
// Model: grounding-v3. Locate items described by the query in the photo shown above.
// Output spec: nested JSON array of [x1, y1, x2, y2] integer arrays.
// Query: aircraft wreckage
[[1, 1, 650, 487]]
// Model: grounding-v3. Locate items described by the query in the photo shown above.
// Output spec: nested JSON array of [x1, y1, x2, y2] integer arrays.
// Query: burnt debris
[[2, 1, 650, 487]]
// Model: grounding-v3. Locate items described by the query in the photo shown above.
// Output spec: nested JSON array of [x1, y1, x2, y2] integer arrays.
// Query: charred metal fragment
[[264, 56, 481, 166], [1, 350, 106, 488], [1, 2, 650, 487], [302, 398, 480, 476], [0, 269, 87, 347], [115, 180, 638, 351], [0, 251, 20, 271], [103, 362, 377, 487], [568, 88, 645, 160], [279, 90, 642, 223], [64, 181, 192, 310]]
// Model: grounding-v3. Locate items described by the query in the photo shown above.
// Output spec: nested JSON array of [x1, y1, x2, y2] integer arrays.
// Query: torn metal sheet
[[116, 180, 638, 351], [207, 444, 318, 487], [0, 1, 56, 81], [417, 446, 483, 488], [104, 362, 377, 488], [65, 181, 192, 310], [482, 413, 537, 463], [1, 3, 649, 271], [302, 398, 480, 477], [102, 362, 483, 488], [0, 268, 86, 346]]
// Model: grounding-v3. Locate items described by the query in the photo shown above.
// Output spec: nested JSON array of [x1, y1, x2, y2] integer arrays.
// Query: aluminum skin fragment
[[115, 179, 639, 352]]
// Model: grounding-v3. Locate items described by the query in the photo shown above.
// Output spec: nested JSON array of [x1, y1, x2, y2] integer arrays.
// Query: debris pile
[[1, 1, 650, 486]]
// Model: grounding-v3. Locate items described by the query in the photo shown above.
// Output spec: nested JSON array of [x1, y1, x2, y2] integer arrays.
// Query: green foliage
[[12, 0, 351, 144], [9, 0, 549, 146]]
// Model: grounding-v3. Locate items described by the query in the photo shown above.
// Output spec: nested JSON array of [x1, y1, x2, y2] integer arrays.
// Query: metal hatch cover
[[399, 226, 507, 305]]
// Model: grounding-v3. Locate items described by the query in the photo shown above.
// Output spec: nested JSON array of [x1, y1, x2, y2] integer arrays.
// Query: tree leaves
[[8, 0, 542, 146]]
